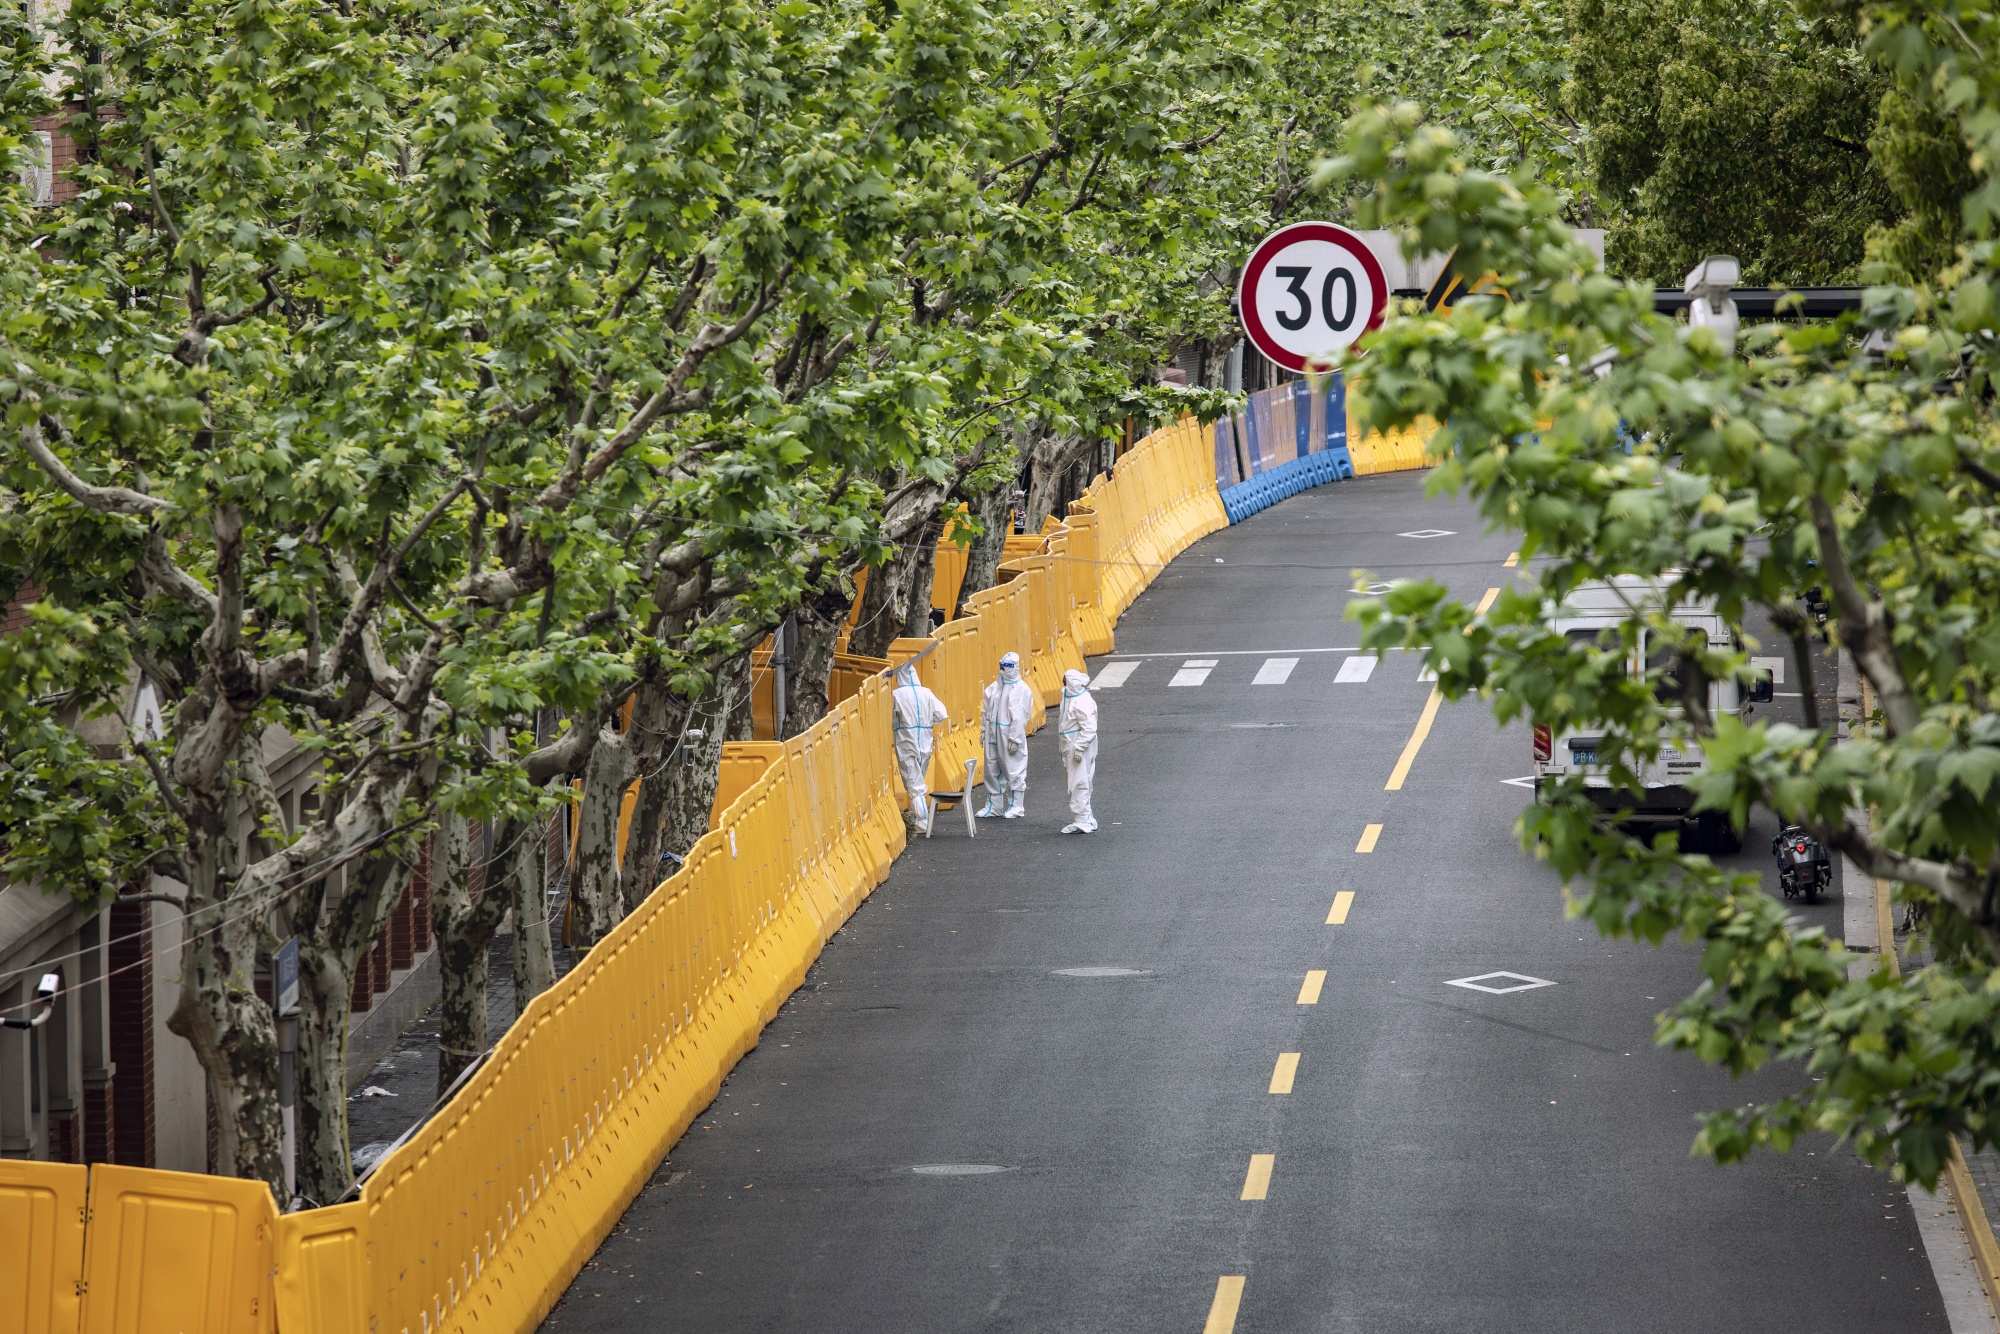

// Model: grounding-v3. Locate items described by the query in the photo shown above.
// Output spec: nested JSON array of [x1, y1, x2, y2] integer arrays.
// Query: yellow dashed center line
[[1503, 552, 1520, 568], [1269, 1052, 1300, 1094], [1476, 585, 1501, 613], [1385, 689, 1442, 791], [1297, 970, 1326, 1005], [1241, 1154, 1275, 1201], [1355, 823, 1382, 854], [1325, 891, 1355, 925], [1204, 1276, 1246, 1333]]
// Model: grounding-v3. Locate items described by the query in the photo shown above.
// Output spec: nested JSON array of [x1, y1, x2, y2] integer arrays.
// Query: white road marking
[[1445, 971, 1555, 995], [1169, 660, 1217, 687], [1398, 528, 1456, 538], [1253, 657, 1298, 685], [1501, 775, 1538, 788], [1092, 661, 1140, 688], [1334, 655, 1377, 683], [1418, 664, 1438, 682], [1751, 655, 1786, 685]]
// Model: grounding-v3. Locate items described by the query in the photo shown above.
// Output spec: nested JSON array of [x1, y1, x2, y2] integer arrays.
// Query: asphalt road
[[541, 471, 1947, 1332]]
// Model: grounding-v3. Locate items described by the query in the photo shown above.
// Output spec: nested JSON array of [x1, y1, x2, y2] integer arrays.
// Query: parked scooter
[[1771, 824, 1832, 902]]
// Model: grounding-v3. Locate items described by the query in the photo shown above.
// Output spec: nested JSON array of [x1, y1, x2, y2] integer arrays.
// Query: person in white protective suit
[[890, 661, 950, 833], [979, 651, 1038, 818], [1057, 669, 1098, 833]]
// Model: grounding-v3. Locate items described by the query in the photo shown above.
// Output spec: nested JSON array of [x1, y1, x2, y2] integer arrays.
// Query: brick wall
[[2, 583, 39, 636], [107, 899, 153, 1167]]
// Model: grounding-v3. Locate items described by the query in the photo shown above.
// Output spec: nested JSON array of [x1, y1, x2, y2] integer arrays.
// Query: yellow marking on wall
[[1297, 970, 1326, 1005], [1356, 823, 1382, 854], [1326, 891, 1355, 925], [1269, 1052, 1300, 1094], [1204, 1276, 1247, 1334], [1503, 552, 1520, 568], [1476, 586, 1501, 613], [1241, 1154, 1275, 1201], [1385, 689, 1443, 791]]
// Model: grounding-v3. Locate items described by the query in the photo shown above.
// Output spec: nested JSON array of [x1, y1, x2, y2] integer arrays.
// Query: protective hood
[[894, 662, 920, 688], [998, 653, 1021, 684], [1062, 669, 1090, 694]]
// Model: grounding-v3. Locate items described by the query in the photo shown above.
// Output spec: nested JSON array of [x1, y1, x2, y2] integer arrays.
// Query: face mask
[[1000, 665, 1020, 683]]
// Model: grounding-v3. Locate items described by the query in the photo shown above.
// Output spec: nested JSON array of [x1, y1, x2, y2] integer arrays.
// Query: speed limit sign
[[1236, 222, 1388, 372]]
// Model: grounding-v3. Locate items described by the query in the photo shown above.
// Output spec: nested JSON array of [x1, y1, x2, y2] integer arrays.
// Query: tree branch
[[19, 422, 177, 516], [322, 477, 469, 686], [1808, 494, 1920, 737]]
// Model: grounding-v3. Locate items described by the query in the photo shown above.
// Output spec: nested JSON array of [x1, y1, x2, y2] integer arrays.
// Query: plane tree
[[1328, 0, 2000, 1184]]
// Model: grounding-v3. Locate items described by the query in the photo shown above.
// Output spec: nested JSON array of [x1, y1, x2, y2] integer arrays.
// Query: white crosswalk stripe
[[1253, 657, 1298, 685], [1334, 655, 1377, 683], [1168, 659, 1217, 687], [1092, 661, 1140, 688]]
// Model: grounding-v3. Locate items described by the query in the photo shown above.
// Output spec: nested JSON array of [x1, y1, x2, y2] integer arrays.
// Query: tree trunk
[[618, 667, 739, 914], [953, 482, 1014, 619], [165, 745, 284, 1198], [431, 810, 512, 1098], [290, 931, 353, 1207], [850, 503, 946, 658], [165, 879, 284, 1198], [512, 804, 557, 1017], [292, 835, 422, 1207], [900, 508, 947, 639], [783, 579, 855, 739], [571, 720, 637, 944], [1024, 429, 1087, 533], [612, 672, 692, 917]]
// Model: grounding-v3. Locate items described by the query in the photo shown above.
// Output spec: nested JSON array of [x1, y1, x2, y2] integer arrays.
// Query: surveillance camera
[[1683, 254, 1741, 350], [1683, 254, 1740, 301], [685, 728, 705, 740]]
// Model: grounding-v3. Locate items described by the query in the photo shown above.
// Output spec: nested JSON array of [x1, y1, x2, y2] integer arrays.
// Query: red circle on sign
[[1236, 222, 1389, 373]]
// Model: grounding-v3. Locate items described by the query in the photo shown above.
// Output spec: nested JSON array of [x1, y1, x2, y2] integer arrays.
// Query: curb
[[1948, 1140, 2000, 1327], [1875, 865, 2000, 1329]]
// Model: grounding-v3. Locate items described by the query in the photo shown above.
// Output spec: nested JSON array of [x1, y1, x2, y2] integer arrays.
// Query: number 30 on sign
[[1236, 222, 1388, 373]]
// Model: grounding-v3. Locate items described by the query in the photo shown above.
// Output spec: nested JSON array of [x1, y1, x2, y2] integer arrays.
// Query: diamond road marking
[[1398, 529, 1456, 539], [1445, 971, 1556, 995]]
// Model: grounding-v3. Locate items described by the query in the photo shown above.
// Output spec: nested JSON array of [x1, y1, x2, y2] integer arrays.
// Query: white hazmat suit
[[891, 662, 949, 833], [1058, 669, 1098, 833], [979, 652, 1037, 818]]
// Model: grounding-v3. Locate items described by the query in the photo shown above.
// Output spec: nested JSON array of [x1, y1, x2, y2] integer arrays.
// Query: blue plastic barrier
[[1215, 372, 1354, 524]]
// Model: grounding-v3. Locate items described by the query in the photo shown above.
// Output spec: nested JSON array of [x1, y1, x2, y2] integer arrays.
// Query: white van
[[1530, 576, 1770, 852]]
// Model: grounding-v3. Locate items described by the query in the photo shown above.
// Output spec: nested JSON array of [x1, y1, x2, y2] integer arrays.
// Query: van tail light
[[1532, 725, 1552, 762]]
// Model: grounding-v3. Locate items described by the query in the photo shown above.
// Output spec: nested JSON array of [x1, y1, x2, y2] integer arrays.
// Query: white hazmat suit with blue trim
[[891, 661, 949, 834], [1058, 668, 1098, 833], [979, 652, 1037, 818]]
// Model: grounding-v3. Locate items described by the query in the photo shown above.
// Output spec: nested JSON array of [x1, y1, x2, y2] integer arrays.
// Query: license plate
[[1571, 748, 1597, 764]]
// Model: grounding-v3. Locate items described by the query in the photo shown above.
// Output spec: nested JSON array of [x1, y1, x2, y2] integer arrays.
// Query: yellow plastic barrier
[[1, 1160, 85, 1334], [9, 415, 1234, 1334], [1347, 411, 1436, 475], [1069, 416, 1228, 627]]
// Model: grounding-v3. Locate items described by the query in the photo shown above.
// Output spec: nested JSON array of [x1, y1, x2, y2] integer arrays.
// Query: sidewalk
[[345, 927, 586, 1176]]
